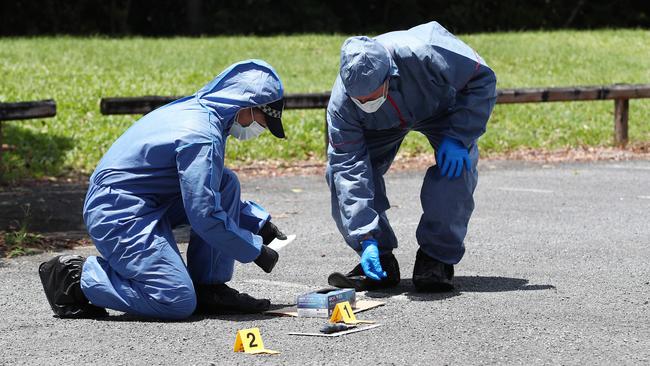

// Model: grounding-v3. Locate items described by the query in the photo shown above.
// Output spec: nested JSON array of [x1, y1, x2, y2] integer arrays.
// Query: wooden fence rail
[[0, 100, 56, 121], [100, 83, 650, 146], [0, 99, 57, 173]]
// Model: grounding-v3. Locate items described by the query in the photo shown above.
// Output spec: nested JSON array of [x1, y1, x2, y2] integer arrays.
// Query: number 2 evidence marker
[[233, 328, 279, 355]]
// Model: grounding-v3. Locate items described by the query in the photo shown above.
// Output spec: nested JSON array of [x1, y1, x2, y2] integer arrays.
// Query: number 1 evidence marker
[[267, 234, 296, 252]]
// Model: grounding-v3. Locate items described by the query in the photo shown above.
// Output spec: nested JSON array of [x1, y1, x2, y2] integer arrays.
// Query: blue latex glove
[[436, 136, 471, 179], [360, 239, 387, 281]]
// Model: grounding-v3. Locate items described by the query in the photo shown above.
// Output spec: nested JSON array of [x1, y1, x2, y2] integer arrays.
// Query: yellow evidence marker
[[233, 328, 279, 355], [329, 301, 375, 325]]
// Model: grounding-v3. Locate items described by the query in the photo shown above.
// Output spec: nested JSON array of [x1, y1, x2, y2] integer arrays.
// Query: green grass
[[0, 204, 40, 257], [1, 30, 649, 181], [1, 229, 43, 257]]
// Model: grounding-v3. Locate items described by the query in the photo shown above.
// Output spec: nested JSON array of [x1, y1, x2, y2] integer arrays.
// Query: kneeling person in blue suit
[[326, 22, 497, 292], [39, 60, 289, 319]]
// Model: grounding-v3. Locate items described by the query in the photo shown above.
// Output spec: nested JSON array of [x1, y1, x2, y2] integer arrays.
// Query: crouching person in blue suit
[[39, 60, 289, 320]]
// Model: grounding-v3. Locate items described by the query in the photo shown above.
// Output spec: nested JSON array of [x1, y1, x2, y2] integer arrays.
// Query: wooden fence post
[[614, 98, 629, 146]]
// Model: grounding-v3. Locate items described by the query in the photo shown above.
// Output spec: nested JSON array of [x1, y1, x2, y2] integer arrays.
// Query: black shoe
[[327, 253, 400, 291], [38, 255, 109, 318], [412, 249, 455, 292], [194, 283, 270, 314]]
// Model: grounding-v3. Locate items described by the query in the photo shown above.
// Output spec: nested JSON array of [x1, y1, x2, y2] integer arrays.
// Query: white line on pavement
[[243, 278, 313, 290], [597, 164, 650, 171], [497, 187, 553, 193], [390, 294, 410, 301], [638, 196, 650, 200]]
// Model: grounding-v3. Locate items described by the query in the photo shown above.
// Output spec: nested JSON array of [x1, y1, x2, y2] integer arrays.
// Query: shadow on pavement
[[364, 276, 555, 301], [453, 276, 555, 292], [94, 313, 212, 323], [93, 305, 294, 323]]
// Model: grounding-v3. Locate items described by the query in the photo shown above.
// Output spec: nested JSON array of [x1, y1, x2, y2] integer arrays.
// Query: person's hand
[[254, 245, 279, 273], [360, 239, 387, 281], [259, 221, 287, 245], [436, 136, 471, 179]]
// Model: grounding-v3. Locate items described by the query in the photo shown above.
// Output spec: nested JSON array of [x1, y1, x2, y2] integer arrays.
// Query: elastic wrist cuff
[[361, 239, 377, 250]]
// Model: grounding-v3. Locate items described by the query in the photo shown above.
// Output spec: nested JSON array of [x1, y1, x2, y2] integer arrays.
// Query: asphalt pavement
[[1, 160, 649, 365]]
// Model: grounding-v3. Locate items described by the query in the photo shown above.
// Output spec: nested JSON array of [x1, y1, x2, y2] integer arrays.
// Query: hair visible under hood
[[195, 59, 284, 124]]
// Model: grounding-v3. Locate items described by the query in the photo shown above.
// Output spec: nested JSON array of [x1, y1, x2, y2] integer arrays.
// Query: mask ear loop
[[234, 109, 241, 124]]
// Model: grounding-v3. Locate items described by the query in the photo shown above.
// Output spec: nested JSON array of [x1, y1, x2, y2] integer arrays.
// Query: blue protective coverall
[[326, 22, 497, 264], [80, 60, 283, 319]]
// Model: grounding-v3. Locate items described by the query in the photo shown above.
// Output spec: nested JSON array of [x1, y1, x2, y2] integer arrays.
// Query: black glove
[[259, 221, 287, 245], [254, 245, 279, 273]]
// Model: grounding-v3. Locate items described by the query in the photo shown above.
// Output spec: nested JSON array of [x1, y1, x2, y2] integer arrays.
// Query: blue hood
[[196, 59, 284, 123], [339, 36, 398, 97]]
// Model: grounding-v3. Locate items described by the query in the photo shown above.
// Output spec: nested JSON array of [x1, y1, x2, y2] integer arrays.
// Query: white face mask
[[351, 81, 388, 113], [230, 109, 266, 140]]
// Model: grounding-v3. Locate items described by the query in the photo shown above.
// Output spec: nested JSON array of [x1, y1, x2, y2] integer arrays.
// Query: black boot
[[194, 283, 270, 314], [412, 249, 455, 292], [38, 255, 109, 318], [327, 252, 400, 291]]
